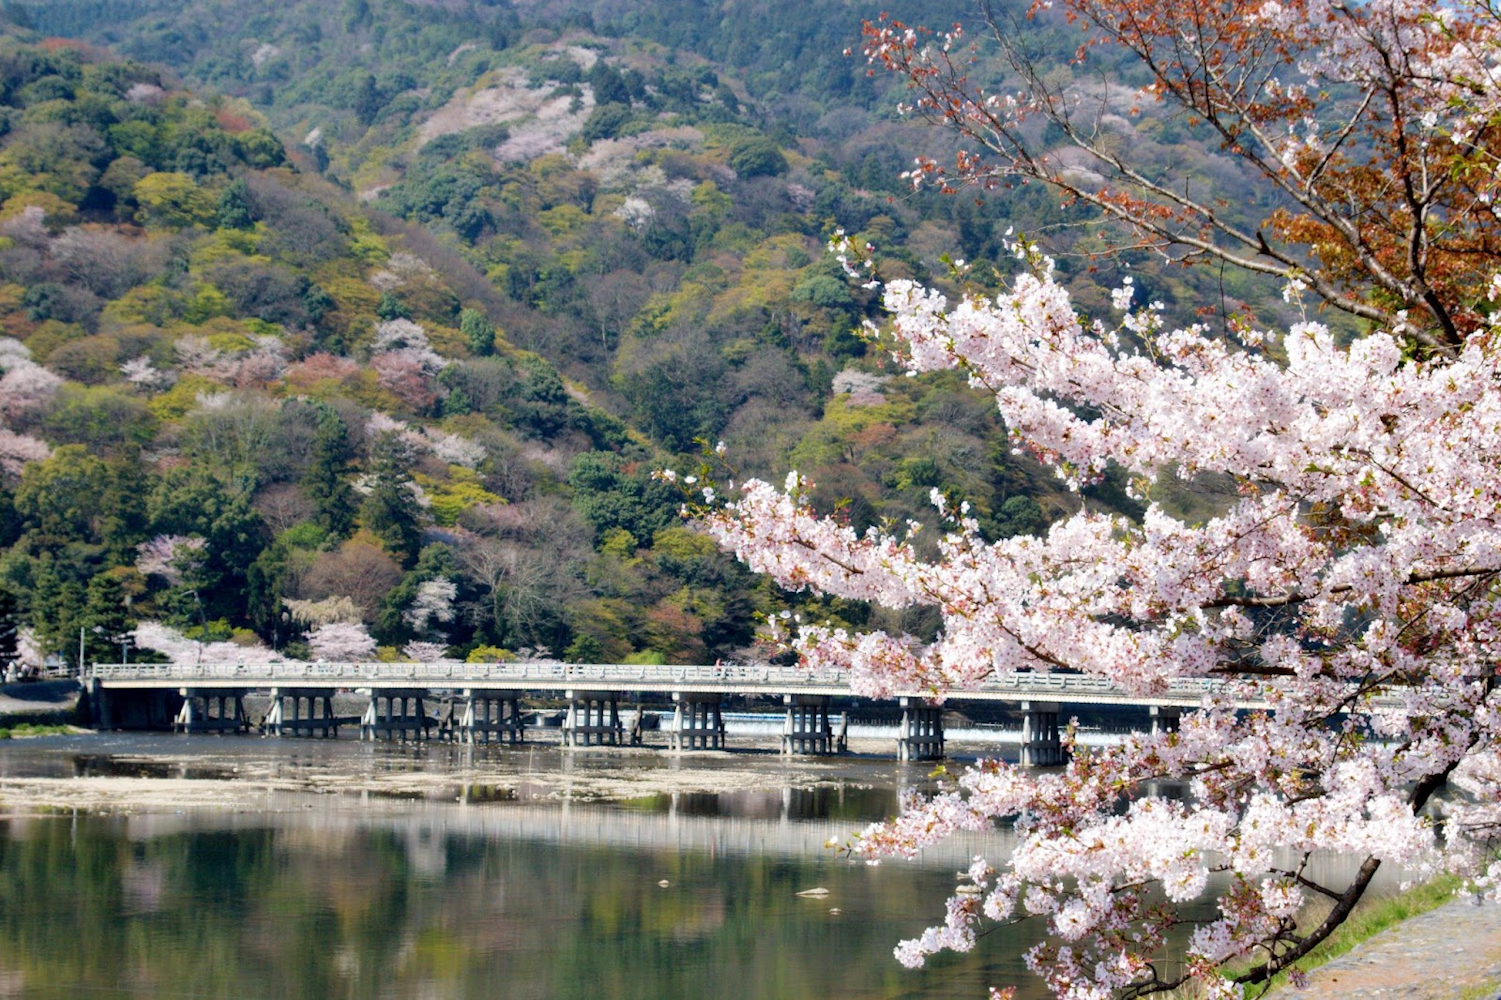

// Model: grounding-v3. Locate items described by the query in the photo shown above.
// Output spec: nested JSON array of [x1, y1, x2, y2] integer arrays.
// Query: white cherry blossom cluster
[[701, 250, 1501, 997]]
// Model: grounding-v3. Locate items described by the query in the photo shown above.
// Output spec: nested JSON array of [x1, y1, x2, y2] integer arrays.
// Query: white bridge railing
[[85, 660, 1244, 706]]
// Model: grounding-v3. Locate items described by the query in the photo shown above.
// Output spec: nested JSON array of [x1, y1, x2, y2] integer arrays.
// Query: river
[[0, 732, 1081, 999]]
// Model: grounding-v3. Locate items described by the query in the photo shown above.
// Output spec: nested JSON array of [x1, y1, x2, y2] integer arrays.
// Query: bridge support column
[[669, 692, 725, 751], [1020, 700, 1064, 767], [1150, 705, 1181, 736], [562, 690, 622, 747], [264, 688, 346, 737], [82, 678, 113, 729], [897, 697, 945, 761], [782, 694, 835, 755], [174, 688, 249, 734], [455, 690, 525, 745], [359, 689, 433, 741]]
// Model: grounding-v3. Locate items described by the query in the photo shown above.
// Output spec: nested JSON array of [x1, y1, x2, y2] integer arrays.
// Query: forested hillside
[[0, 0, 1259, 668]]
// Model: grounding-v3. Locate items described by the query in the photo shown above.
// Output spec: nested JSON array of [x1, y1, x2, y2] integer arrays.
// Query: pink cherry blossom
[[305, 621, 377, 661], [700, 237, 1501, 996]]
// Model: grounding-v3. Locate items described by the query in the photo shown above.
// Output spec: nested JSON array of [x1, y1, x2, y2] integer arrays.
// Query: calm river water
[[0, 733, 1080, 1000]]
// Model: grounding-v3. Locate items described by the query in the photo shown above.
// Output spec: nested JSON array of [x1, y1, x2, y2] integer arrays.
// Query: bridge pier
[[174, 688, 249, 734], [455, 690, 526, 744], [264, 688, 348, 737], [897, 697, 945, 761], [562, 690, 623, 747], [782, 694, 836, 755], [669, 692, 725, 751], [1150, 705, 1181, 735], [360, 689, 433, 741], [1020, 700, 1065, 766]]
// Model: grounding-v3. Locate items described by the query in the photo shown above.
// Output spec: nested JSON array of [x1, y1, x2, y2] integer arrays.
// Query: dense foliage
[[0, 6, 1105, 671], [3, 2, 1487, 998]]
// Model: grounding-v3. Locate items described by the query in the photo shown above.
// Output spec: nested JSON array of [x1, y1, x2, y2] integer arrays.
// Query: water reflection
[[0, 807, 1037, 1000], [0, 735, 1044, 998], [0, 735, 1393, 1000], [624, 785, 893, 822]]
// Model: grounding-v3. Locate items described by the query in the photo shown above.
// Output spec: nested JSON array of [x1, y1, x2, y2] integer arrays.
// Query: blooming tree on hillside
[[401, 641, 451, 663], [0, 427, 50, 480], [0, 342, 62, 422], [135, 534, 207, 586], [305, 621, 378, 661], [133, 622, 274, 665], [698, 1, 1501, 995], [403, 578, 458, 635]]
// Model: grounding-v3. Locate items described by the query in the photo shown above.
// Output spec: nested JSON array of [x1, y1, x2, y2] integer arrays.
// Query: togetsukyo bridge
[[83, 660, 1254, 764]]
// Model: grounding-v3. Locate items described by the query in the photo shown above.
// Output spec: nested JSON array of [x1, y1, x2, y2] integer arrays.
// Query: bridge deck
[[87, 661, 1263, 709]]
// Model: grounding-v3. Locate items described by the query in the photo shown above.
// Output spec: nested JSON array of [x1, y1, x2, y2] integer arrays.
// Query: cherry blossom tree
[[132, 621, 273, 664], [284, 352, 359, 392], [120, 355, 176, 391], [0, 427, 50, 480], [403, 577, 458, 635], [401, 640, 451, 663], [705, 0, 1501, 967], [703, 226, 1501, 996], [135, 534, 207, 586], [174, 335, 230, 380], [372, 351, 440, 411], [305, 621, 378, 661], [428, 430, 487, 469], [699, 4, 1501, 995], [0, 354, 63, 421]]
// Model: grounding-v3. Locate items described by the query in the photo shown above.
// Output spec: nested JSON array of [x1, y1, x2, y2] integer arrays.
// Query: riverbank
[[0, 679, 79, 727], [1265, 893, 1501, 998]]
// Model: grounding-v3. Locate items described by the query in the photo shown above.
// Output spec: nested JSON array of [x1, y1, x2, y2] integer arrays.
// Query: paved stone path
[[1266, 897, 1501, 999]]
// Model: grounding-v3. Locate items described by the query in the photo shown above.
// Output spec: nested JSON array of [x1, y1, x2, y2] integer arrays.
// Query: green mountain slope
[[0, 2, 1241, 669]]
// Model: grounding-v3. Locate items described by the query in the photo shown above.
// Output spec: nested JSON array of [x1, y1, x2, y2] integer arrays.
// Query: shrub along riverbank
[[0, 722, 77, 739]]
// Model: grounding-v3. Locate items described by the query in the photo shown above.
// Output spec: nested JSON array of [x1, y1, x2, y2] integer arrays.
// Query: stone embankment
[[0, 679, 78, 725], [1267, 898, 1501, 999]]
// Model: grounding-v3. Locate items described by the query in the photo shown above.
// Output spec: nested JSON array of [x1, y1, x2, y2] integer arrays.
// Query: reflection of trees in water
[[0, 816, 1029, 998]]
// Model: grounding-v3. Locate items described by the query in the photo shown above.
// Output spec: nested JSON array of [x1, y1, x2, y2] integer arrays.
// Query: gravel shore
[[1266, 896, 1501, 999]]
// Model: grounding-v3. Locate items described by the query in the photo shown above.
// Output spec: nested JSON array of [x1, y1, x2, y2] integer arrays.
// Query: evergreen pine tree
[[360, 434, 424, 566], [303, 405, 356, 537], [83, 572, 134, 665]]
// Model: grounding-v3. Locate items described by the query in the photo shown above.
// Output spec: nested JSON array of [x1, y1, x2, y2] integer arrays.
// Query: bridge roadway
[[83, 660, 1269, 761], [88, 659, 1253, 708]]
